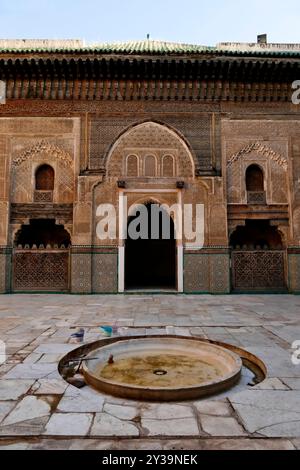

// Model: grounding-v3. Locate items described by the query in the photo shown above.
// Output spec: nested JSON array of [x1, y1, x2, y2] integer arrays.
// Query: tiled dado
[[288, 250, 300, 293], [0, 247, 11, 293], [92, 251, 118, 294], [184, 250, 230, 294], [71, 247, 118, 294], [70, 247, 92, 294]]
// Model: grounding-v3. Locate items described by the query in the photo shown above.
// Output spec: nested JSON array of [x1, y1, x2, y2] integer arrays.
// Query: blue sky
[[0, 0, 299, 45]]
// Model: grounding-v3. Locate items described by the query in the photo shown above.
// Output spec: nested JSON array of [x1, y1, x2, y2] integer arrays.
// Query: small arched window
[[246, 164, 264, 192], [144, 155, 156, 177], [126, 155, 139, 177], [35, 164, 55, 190], [162, 155, 175, 177]]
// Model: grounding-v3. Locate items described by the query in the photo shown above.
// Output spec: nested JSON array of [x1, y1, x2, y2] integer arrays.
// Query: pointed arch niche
[[106, 121, 195, 179]]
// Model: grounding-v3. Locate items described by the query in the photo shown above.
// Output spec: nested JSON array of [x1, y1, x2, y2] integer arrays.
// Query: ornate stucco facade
[[0, 38, 299, 294]]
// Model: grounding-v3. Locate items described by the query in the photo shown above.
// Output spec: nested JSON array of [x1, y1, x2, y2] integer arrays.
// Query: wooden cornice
[[0, 57, 299, 102]]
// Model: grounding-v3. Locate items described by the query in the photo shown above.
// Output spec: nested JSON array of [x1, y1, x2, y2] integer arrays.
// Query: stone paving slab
[[141, 417, 200, 437], [201, 416, 246, 436], [141, 404, 195, 420], [229, 390, 300, 437], [0, 402, 17, 423], [281, 378, 300, 390], [0, 379, 35, 400], [4, 363, 58, 380], [103, 403, 138, 421], [33, 344, 77, 354], [194, 400, 232, 416], [0, 294, 300, 447], [44, 413, 93, 436], [0, 417, 49, 436], [90, 413, 139, 437], [57, 386, 105, 413], [253, 378, 289, 390], [1, 396, 51, 426], [31, 379, 68, 395]]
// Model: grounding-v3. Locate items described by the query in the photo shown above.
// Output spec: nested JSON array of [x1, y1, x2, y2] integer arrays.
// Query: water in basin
[[99, 353, 225, 387]]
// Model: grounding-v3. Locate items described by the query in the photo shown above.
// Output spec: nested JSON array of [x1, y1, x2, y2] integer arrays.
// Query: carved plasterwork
[[11, 140, 74, 204], [106, 122, 195, 178], [227, 142, 288, 170], [12, 140, 73, 167], [226, 142, 289, 205]]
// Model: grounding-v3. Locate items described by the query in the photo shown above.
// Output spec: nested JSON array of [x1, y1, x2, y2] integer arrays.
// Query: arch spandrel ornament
[[227, 142, 288, 170], [12, 140, 73, 167]]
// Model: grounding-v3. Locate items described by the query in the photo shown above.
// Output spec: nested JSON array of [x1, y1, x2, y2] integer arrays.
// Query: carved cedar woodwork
[[231, 250, 286, 291], [13, 250, 69, 292]]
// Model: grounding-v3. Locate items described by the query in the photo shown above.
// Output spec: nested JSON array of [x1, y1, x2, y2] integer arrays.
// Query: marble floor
[[0, 293, 300, 450]]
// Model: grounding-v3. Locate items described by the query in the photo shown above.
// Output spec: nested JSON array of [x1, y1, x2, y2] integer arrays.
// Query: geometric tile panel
[[92, 253, 118, 293], [71, 253, 92, 294], [210, 255, 230, 294], [184, 253, 230, 294], [288, 254, 300, 293], [0, 250, 11, 293], [184, 254, 210, 293]]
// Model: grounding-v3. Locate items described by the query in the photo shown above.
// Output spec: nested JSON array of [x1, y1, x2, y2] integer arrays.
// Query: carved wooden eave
[[0, 52, 300, 102]]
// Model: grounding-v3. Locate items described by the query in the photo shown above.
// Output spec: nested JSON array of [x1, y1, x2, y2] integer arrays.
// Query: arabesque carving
[[227, 142, 288, 170], [12, 140, 73, 167]]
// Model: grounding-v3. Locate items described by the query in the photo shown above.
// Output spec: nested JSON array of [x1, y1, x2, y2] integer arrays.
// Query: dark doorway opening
[[15, 219, 71, 248], [125, 203, 176, 290], [230, 220, 283, 250]]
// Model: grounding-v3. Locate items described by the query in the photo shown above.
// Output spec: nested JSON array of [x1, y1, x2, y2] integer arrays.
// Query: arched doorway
[[230, 220, 286, 292], [125, 203, 176, 290], [13, 219, 71, 292]]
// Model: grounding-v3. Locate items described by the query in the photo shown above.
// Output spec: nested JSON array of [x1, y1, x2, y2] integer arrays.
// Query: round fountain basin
[[82, 336, 242, 401]]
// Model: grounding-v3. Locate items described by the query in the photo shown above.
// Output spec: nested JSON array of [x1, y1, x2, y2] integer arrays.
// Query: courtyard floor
[[0, 294, 300, 450]]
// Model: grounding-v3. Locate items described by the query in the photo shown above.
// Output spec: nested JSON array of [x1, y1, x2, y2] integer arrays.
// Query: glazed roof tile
[[1, 39, 300, 58]]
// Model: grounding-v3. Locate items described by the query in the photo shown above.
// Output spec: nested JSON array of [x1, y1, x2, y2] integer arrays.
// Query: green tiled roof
[[1, 39, 300, 58], [87, 40, 214, 54], [0, 39, 213, 54]]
